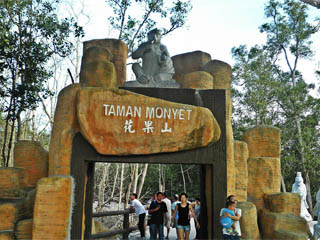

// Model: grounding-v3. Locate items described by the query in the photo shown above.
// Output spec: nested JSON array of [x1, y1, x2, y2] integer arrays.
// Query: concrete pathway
[[129, 217, 196, 240]]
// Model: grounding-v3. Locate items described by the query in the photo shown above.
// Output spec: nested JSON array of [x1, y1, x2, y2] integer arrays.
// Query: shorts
[[176, 225, 190, 232], [164, 212, 171, 228]]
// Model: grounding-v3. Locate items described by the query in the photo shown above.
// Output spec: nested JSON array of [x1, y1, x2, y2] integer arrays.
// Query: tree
[[106, 0, 192, 54], [0, 0, 84, 166], [299, 0, 320, 8], [232, 0, 320, 209]]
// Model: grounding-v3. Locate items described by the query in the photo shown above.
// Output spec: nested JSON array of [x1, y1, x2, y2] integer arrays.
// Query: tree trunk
[[118, 163, 125, 210], [294, 116, 313, 211], [281, 175, 286, 192], [180, 164, 186, 193], [96, 163, 110, 212], [124, 164, 134, 208], [137, 163, 148, 199], [132, 163, 139, 194], [111, 163, 119, 200]]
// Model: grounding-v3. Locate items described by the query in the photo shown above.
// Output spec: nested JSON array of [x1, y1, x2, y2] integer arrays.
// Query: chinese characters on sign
[[104, 104, 192, 134]]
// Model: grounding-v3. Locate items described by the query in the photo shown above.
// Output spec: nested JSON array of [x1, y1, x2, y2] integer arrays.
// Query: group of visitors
[[130, 193, 241, 240], [130, 192, 201, 240]]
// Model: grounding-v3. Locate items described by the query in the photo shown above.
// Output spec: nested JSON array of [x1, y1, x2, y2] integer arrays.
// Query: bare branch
[[299, 0, 320, 8]]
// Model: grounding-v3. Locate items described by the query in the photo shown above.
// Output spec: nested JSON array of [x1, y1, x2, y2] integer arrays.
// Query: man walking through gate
[[130, 193, 146, 239], [149, 192, 168, 239]]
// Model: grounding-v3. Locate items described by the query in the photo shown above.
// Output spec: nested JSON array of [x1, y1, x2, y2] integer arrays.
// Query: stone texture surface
[[0, 202, 23, 231], [0, 168, 23, 199], [242, 125, 281, 158], [80, 52, 117, 88], [15, 219, 32, 240], [273, 229, 310, 239], [234, 141, 249, 202], [180, 71, 213, 89], [49, 84, 80, 176], [247, 157, 281, 210], [77, 88, 221, 155], [32, 176, 74, 240], [14, 141, 48, 188], [22, 189, 36, 219], [83, 39, 128, 87], [172, 51, 211, 83], [259, 209, 312, 240], [264, 192, 300, 216], [225, 96, 235, 196], [0, 231, 14, 240], [237, 201, 261, 240], [201, 60, 232, 93]]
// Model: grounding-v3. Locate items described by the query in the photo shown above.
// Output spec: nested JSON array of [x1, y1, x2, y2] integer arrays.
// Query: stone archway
[[69, 87, 227, 239]]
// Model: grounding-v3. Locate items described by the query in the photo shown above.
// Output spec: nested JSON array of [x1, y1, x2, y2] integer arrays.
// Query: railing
[[91, 208, 138, 239]]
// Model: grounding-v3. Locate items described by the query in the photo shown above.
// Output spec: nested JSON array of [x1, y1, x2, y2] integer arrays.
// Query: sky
[[65, 0, 320, 90]]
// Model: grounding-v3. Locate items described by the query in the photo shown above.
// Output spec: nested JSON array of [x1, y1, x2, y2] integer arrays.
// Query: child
[[220, 201, 239, 235]]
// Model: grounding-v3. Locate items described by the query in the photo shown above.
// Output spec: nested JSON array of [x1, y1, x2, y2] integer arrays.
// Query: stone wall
[[0, 141, 48, 240], [172, 52, 235, 196]]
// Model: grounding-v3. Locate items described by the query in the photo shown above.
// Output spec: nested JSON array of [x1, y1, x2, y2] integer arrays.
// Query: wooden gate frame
[[70, 88, 227, 239]]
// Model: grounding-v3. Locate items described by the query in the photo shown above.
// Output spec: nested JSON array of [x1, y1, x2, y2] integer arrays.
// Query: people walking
[[194, 198, 201, 239], [149, 192, 168, 240], [162, 192, 172, 239], [171, 193, 200, 240], [171, 194, 181, 238], [130, 193, 146, 239]]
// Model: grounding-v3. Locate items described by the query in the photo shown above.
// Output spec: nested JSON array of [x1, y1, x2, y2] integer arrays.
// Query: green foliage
[[106, 0, 192, 53], [0, 0, 84, 166], [232, 0, 320, 204]]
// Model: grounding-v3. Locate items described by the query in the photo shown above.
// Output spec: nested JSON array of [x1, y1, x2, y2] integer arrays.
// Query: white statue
[[291, 172, 313, 222], [314, 188, 320, 239]]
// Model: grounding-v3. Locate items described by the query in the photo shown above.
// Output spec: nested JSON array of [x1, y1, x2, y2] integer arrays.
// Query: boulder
[[80, 48, 118, 88], [83, 39, 128, 86], [237, 201, 261, 240], [180, 71, 213, 89], [0, 231, 14, 240], [14, 141, 48, 188], [234, 141, 249, 201], [242, 125, 281, 158], [49, 84, 80, 176], [259, 209, 312, 240], [201, 60, 232, 93], [264, 192, 300, 216], [172, 51, 211, 83], [15, 219, 32, 240], [247, 157, 281, 210], [32, 176, 74, 240], [76, 88, 221, 155], [0, 168, 24, 199], [273, 229, 310, 240], [0, 202, 23, 231]]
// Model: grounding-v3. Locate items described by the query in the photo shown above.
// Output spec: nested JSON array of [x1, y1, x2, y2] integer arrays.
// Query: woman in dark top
[[171, 193, 200, 240]]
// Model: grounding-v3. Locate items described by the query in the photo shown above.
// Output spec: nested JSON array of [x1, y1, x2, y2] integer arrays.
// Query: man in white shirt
[[162, 192, 172, 239], [130, 193, 146, 238]]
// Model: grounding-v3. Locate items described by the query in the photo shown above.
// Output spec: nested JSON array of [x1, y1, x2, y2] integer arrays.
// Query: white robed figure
[[291, 172, 313, 222]]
